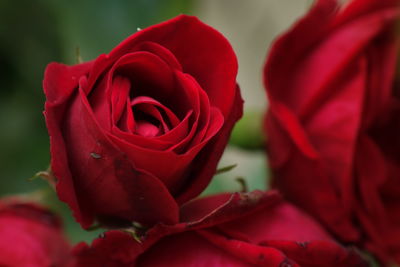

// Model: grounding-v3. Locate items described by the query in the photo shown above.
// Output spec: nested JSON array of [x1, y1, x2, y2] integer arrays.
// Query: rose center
[[132, 108, 163, 137], [131, 96, 174, 138]]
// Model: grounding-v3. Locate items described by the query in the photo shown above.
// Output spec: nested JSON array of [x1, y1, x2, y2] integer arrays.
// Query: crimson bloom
[[73, 191, 367, 267], [43, 15, 242, 229], [264, 0, 400, 263], [0, 199, 73, 266]]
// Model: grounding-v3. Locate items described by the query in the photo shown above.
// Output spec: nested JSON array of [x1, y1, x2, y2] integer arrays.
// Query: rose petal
[[108, 51, 176, 109], [108, 15, 238, 118], [198, 230, 293, 267], [59, 83, 179, 227], [131, 96, 180, 130], [134, 41, 182, 71], [261, 240, 367, 267], [43, 61, 93, 106], [44, 63, 92, 228], [111, 110, 193, 151], [176, 85, 243, 204], [220, 201, 333, 245], [73, 231, 142, 267], [111, 76, 131, 125], [138, 232, 257, 267]]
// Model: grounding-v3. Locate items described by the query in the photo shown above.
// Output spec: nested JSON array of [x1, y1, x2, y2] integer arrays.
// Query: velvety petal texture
[[264, 0, 400, 264], [73, 191, 367, 267], [43, 15, 242, 229], [0, 199, 73, 266]]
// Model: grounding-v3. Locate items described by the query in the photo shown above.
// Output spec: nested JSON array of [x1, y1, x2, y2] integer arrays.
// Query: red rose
[[0, 199, 73, 266], [43, 15, 243, 229], [264, 0, 400, 263], [73, 191, 367, 267]]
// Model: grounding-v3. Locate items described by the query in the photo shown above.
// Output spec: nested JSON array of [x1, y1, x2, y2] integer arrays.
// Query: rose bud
[[0, 199, 73, 266], [264, 0, 400, 263], [73, 191, 367, 267], [43, 15, 243, 229]]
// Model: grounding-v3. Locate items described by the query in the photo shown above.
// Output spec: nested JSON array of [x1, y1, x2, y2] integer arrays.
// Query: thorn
[[216, 164, 237, 175], [75, 46, 83, 64], [123, 229, 143, 244], [29, 166, 56, 189], [87, 223, 102, 231], [132, 221, 147, 231], [235, 177, 248, 192]]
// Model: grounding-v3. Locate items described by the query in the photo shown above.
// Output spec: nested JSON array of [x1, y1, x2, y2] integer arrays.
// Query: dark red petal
[[176, 84, 243, 204], [44, 63, 92, 228], [118, 99, 136, 133], [131, 96, 180, 130], [107, 51, 176, 106], [111, 76, 131, 125], [272, 150, 361, 242], [361, 32, 399, 128], [0, 201, 62, 231], [171, 71, 213, 153], [107, 78, 220, 195], [264, 0, 339, 113], [220, 201, 333, 245], [354, 136, 391, 260], [111, 110, 192, 151], [356, 136, 387, 221], [134, 41, 182, 71], [108, 15, 238, 118], [180, 191, 281, 229], [268, 102, 318, 159], [107, 132, 196, 195], [60, 85, 179, 227], [142, 191, 282, 242], [180, 193, 233, 223], [264, 113, 293, 168], [264, 0, 400, 245], [43, 61, 93, 106], [0, 201, 72, 266], [73, 231, 142, 267], [334, 0, 400, 25], [139, 231, 275, 267], [264, 0, 399, 116], [167, 72, 203, 152], [198, 230, 295, 267], [261, 240, 367, 267]]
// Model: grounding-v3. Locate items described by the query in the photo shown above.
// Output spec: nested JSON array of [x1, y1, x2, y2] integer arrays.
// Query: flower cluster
[[2, 0, 399, 266]]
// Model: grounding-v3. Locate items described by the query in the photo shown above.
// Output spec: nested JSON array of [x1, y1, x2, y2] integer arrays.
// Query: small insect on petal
[[90, 153, 102, 159]]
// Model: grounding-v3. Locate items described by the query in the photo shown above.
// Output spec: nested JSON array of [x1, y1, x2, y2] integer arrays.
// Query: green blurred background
[[0, 0, 311, 243]]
